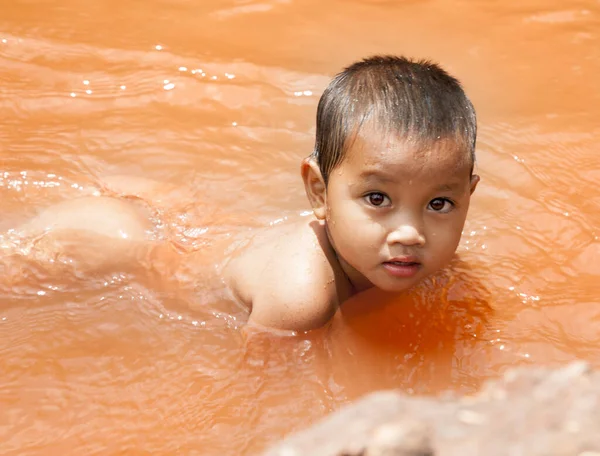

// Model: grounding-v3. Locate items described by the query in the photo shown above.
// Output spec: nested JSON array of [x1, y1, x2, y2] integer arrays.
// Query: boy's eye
[[365, 192, 389, 207], [428, 198, 454, 213]]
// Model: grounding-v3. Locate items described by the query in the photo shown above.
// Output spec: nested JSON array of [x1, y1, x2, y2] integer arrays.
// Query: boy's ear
[[301, 157, 327, 219], [470, 174, 480, 195]]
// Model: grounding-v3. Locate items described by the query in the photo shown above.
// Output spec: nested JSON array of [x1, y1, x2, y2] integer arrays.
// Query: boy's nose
[[386, 223, 426, 247]]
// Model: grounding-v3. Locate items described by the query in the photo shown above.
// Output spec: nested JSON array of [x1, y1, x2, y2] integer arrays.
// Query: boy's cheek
[[326, 199, 357, 222], [428, 228, 462, 252]]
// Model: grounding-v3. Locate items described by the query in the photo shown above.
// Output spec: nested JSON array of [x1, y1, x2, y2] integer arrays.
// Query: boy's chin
[[375, 265, 452, 293], [373, 276, 424, 293]]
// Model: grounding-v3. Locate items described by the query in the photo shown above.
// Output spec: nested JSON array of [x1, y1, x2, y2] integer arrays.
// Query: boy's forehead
[[344, 128, 471, 172]]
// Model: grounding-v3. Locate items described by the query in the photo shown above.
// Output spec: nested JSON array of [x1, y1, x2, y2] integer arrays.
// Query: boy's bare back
[[6, 55, 480, 333]]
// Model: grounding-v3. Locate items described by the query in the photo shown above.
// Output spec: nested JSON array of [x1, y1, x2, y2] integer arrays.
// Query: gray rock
[[264, 362, 600, 456]]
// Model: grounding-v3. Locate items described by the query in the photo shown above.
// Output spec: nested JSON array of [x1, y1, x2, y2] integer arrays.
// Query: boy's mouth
[[382, 257, 421, 278], [387, 255, 420, 264]]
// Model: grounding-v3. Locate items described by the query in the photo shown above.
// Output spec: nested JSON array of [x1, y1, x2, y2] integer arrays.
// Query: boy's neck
[[322, 220, 373, 297]]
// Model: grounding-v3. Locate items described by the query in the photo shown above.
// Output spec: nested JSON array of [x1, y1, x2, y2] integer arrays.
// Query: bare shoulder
[[224, 218, 341, 331]]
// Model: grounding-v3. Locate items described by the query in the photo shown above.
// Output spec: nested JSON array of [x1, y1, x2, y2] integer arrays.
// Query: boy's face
[[312, 128, 479, 293]]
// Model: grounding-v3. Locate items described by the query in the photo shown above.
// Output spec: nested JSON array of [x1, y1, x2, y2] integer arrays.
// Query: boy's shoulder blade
[[225, 219, 339, 331]]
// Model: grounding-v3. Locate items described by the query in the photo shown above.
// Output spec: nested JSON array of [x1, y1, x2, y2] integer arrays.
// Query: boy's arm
[[248, 269, 338, 331], [226, 228, 338, 332]]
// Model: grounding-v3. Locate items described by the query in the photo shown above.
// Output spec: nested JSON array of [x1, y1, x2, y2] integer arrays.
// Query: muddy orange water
[[1, 0, 600, 454]]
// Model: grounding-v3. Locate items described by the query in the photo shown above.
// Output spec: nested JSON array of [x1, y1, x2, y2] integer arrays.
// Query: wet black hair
[[313, 55, 477, 183]]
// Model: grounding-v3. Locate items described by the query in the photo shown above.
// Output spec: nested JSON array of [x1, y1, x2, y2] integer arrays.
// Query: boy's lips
[[382, 256, 421, 278]]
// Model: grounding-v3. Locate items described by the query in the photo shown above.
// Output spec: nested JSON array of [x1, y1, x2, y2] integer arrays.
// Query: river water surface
[[1, 0, 600, 454]]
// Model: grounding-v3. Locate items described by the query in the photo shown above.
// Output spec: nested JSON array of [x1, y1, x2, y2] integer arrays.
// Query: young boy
[[16, 55, 479, 332], [225, 55, 479, 331]]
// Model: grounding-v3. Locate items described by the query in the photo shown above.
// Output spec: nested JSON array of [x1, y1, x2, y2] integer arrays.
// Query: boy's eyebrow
[[359, 170, 398, 183], [435, 182, 463, 192], [360, 170, 465, 192]]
